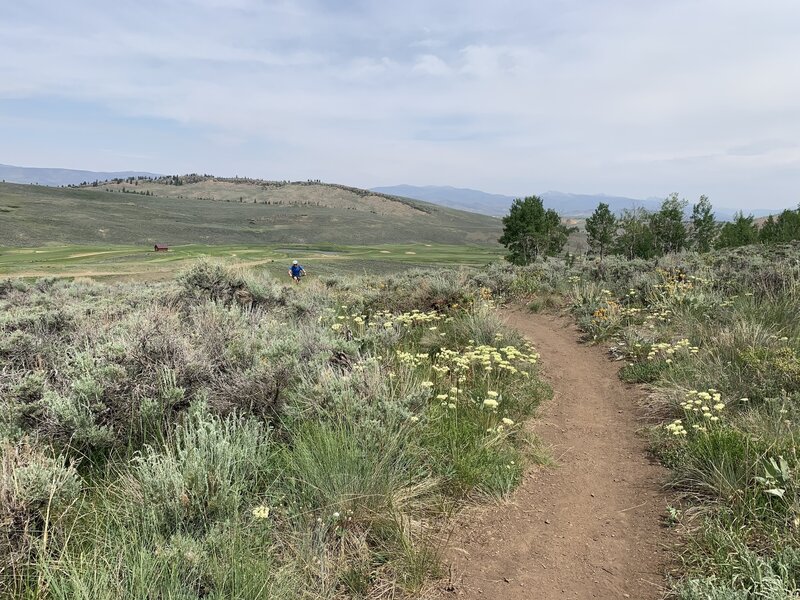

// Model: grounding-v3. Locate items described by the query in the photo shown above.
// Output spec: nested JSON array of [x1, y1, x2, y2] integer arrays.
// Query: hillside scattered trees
[[499, 195, 571, 264], [759, 207, 800, 244], [577, 194, 800, 259]]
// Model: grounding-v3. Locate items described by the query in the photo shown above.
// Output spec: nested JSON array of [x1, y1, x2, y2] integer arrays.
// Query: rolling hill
[[0, 177, 502, 247]]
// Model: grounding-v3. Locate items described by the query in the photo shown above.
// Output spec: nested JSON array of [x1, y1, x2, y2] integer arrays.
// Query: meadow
[[0, 262, 548, 599], [0, 243, 503, 281], [500, 242, 800, 598]]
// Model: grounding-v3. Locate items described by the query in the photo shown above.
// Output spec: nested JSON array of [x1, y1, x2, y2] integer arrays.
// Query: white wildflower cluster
[[482, 390, 500, 410], [396, 350, 431, 367], [429, 385, 463, 409], [665, 419, 687, 436], [680, 389, 725, 422], [252, 505, 270, 519], [392, 309, 447, 328], [646, 339, 699, 363], [329, 307, 454, 336], [644, 309, 674, 326], [481, 391, 518, 432], [432, 344, 539, 378]]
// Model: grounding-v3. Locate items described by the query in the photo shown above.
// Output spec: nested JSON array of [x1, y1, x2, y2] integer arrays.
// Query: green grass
[[0, 243, 503, 281], [0, 181, 502, 247], [619, 359, 670, 383]]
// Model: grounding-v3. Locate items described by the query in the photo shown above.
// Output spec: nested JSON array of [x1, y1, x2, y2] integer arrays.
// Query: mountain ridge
[[0, 163, 161, 187], [371, 184, 780, 221]]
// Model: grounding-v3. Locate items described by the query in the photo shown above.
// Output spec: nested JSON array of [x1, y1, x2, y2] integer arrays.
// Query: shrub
[[178, 260, 285, 307], [1, 440, 80, 595], [130, 403, 276, 536]]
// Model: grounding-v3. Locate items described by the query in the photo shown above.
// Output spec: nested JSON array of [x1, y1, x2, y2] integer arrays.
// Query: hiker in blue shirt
[[288, 260, 306, 283]]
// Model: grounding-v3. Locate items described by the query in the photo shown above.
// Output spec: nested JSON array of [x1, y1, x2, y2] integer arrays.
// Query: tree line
[[500, 194, 800, 264]]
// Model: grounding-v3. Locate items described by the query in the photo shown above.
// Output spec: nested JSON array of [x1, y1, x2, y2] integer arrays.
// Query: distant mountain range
[[0, 163, 160, 187], [372, 185, 779, 221], [370, 185, 514, 217], [372, 185, 665, 217]]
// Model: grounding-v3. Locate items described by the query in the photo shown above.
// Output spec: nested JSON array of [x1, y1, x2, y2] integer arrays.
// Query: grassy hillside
[[0, 179, 502, 247]]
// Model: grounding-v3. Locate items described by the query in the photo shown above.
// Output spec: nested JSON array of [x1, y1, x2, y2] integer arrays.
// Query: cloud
[[727, 140, 798, 157], [413, 55, 451, 76], [0, 0, 799, 208]]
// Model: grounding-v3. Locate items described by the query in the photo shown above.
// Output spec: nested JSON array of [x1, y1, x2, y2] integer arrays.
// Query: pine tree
[[716, 212, 759, 248], [769, 207, 800, 243], [585, 202, 617, 259], [499, 195, 570, 264], [759, 215, 779, 244]]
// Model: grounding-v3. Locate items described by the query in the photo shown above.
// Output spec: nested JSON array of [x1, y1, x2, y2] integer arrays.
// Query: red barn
[[154, 244, 169, 252]]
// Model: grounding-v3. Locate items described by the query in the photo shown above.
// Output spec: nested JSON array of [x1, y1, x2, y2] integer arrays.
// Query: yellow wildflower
[[252, 505, 270, 519]]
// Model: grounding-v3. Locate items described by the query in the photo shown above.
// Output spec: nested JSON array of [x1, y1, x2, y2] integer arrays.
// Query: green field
[[0, 181, 502, 247], [0, 243, 503, 281]]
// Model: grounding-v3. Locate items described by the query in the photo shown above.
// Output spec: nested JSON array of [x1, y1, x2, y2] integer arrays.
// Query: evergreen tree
[[499, 195, 570, 264], [759, 215, 779, 244], [650, 193, 688, 254], [585, 202, 617, 259], [768, 207, 800, 243], [716, 212, 759, 248], [614, 208, 657, 259], [689, 195, 718, 252]]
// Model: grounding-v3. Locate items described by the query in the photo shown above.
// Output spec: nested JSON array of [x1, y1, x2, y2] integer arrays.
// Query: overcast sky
[[1, 0, 799, 208]]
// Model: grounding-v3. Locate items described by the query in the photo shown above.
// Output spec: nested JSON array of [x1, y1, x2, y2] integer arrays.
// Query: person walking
[[288, 260, 306, 283]]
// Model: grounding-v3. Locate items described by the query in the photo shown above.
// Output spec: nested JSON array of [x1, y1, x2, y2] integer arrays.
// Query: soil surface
[[438, 310, 671, 599]]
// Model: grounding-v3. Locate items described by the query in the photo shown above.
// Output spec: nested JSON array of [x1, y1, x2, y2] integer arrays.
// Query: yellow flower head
[[252, 505, 270, 520]]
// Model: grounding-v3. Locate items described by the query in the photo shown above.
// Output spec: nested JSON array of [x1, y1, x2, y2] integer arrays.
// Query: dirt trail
[[440, 310, 670, 599]]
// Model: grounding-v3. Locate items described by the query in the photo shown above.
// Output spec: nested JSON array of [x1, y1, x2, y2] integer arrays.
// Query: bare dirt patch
[[438, 309, 671, 599]]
